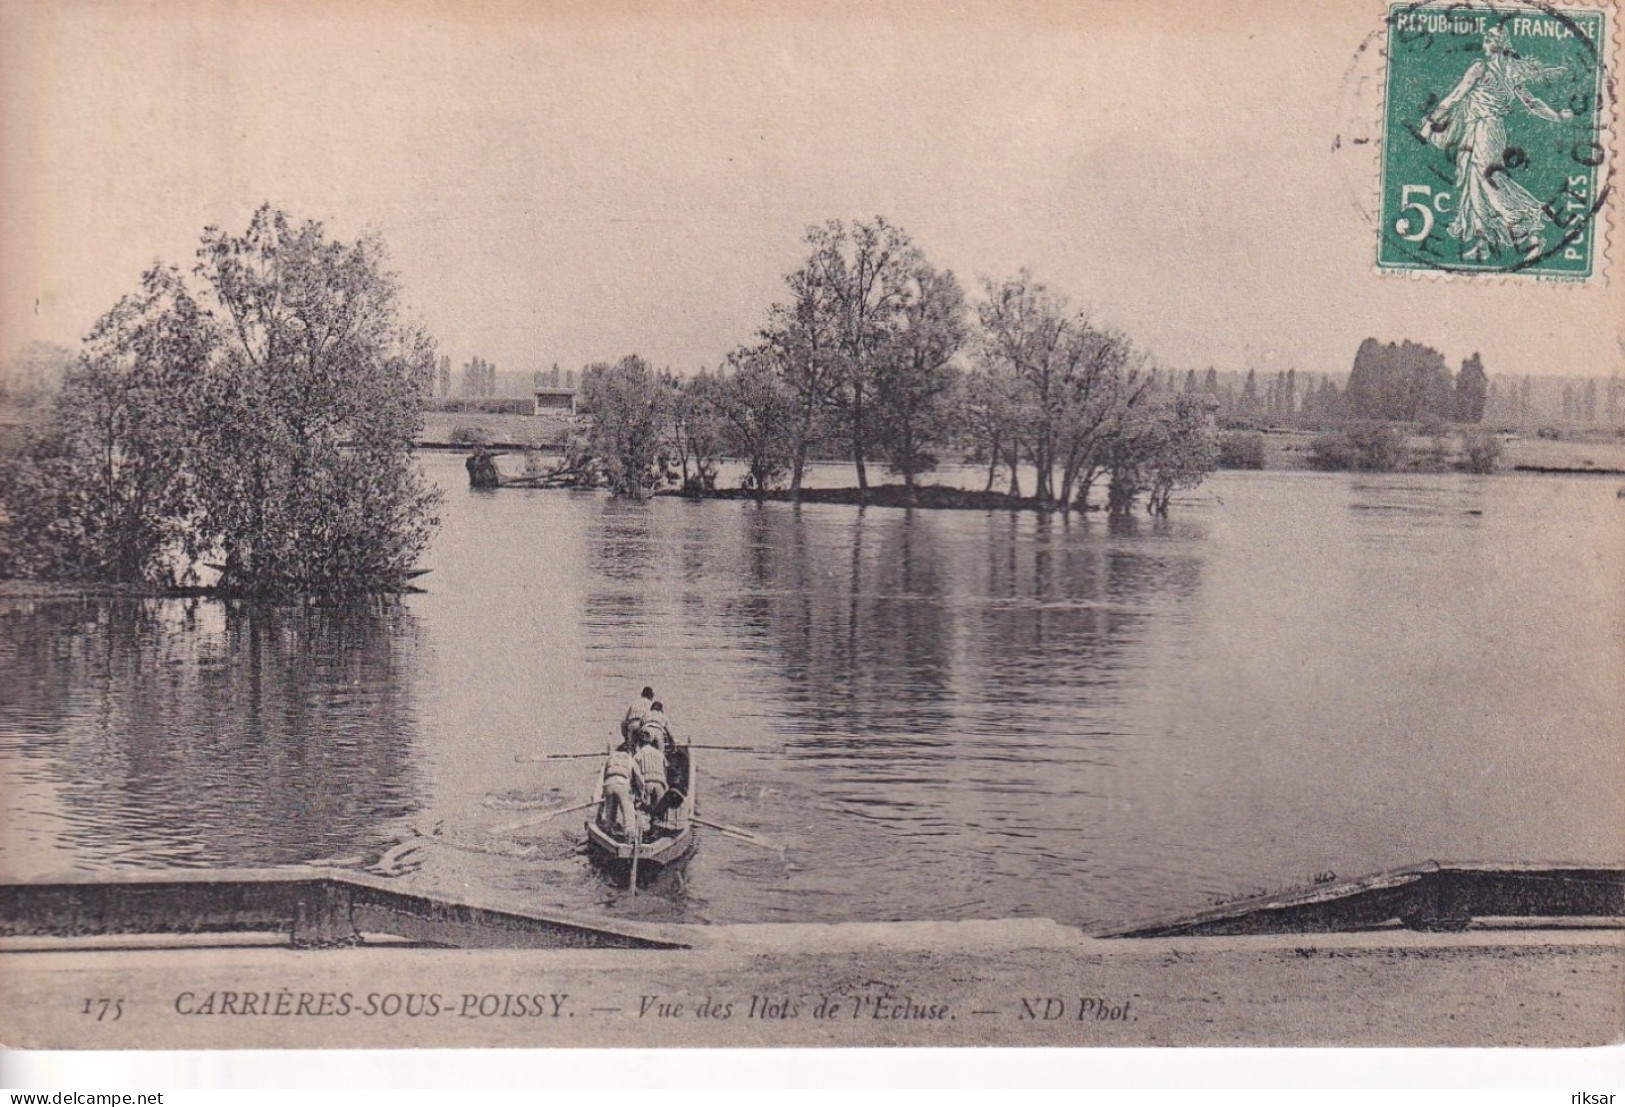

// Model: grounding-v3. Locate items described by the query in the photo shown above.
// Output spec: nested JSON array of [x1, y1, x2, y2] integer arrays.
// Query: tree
[[802, 217, 920, 497], [977, 271, 1144, 511], [713, 348, 798, 502], [670, 370, 725, 493], [1, 207, 440, 595], [1058, 333, 1145, 511], [760, 257, 844, 499], [1, 269, 208, 583], [1144, 394, 1220, 515], [1102, 392, 1215, 515], [189, 207, 440, 594], [1347, 338, 1454, 422], [957, 360, 1023, 494], [1460, 428, 1502, 473], [579, 355, 670, 498], [462, 356, 495, 398], [1307, 421, 1405, 471], [872, 262, 967, 502], [1455, 353, 1488, 423]]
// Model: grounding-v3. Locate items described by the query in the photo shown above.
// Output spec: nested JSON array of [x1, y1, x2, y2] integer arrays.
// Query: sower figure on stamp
[[1423, 23, 1574, 262]]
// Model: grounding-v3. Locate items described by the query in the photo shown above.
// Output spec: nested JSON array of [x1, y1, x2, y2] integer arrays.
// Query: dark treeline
[[563, 217, 1219, 515], [1179, 341, 1486, 427]]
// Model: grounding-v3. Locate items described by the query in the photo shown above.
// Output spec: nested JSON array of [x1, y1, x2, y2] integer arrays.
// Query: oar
[[694, 816, 782, 853], [516, 744, 760, 761], [515, 752, 608, 762], [490, 799, 596, 836], [629, 819, 641, 894]]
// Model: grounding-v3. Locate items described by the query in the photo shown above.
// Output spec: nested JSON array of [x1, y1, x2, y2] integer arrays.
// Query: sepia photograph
[[0, 0, 1621, 1081]]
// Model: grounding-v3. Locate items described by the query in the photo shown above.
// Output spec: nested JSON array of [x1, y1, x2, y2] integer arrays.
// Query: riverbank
[[1245, 425, 1625, 473], [662, 484, 1056, 512], [1, 922, 1616, 1048]]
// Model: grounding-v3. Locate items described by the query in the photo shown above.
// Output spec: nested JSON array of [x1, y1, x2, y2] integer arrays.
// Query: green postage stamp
[[1379, 1, 1612, 279]]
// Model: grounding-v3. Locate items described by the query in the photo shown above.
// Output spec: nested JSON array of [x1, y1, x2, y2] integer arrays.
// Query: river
[[2, 455, 1620, 931]]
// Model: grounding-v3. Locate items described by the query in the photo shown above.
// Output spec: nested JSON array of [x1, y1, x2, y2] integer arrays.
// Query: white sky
[[2, 0, 1619, 380]]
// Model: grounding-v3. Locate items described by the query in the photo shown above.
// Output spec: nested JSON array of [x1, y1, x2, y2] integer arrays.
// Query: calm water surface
[[2, 455, 1620, 930]]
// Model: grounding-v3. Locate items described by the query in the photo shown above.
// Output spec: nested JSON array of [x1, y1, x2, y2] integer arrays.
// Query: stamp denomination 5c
[[1380, 2, 1611, 279]]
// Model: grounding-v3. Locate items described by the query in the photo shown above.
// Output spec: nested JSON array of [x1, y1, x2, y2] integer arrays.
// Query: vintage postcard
[[0, 0, 1621, 1066]]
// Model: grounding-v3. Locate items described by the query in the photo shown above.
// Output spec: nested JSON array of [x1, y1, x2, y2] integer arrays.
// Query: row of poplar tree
[[574, 217, 1217, 515]]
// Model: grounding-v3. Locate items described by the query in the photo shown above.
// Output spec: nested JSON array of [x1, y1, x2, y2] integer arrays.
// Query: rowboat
[[584, 743, 697, 883]]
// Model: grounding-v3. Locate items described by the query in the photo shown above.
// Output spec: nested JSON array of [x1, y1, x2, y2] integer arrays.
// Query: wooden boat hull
[[583, 821, 695, 870], [584, 744, 697, 877]]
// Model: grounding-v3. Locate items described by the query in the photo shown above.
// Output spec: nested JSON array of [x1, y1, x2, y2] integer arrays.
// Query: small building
[[533, 365, 579, 416], [533, 387, 578, 416]]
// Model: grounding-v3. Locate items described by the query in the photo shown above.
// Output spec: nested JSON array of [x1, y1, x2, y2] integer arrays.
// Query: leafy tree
[[1460, 428, 1503, 473], [760, 256, 844, 499], [1241, 368, 1259, 413], [2, 207, 440, 595], [1307, 421, 1405, 471], [1347, 338, 1454, 422], [461, 356, 496, 398], [1217, 431, 1266, 469], [1454, 353, 1488, 423], [1060, 336, 1147, 512], [957, 360, 1024, 494], [801, 217, 920, 496], [1102, 393, 1216, 515], [579, 355, 670, 498], [713, 348, 798, 502], [977, 271, 1146, 510], [872, 262, 967, 502], [1, 270, 208, 583], [670, 370, 725, 493], [189, 207, 440, 594], [1144, 394, 1220, 514]]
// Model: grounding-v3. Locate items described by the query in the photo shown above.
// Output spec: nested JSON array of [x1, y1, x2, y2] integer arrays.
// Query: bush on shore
[[1217, 431, 1266, 469], [1459, 429, 1503, 474], [1307, 422, 1405, 472]]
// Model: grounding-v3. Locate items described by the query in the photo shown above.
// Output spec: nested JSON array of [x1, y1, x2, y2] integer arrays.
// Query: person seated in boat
[[634, 725, 668, 814], [465, 446, 500, 489], [599, 736, 646, 839], [621, 686, 655, 743], [642, 699, 686, 753]]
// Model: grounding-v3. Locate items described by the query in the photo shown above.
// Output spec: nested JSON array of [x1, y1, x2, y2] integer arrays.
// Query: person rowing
[[634, 722, 668, 813], [621, 685, 655, 744], [598, 733, 646, 839]]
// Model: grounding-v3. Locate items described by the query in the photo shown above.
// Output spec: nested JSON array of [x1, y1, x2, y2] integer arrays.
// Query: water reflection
[[734, 507, 955, 738], [0, 598, 424, 871]]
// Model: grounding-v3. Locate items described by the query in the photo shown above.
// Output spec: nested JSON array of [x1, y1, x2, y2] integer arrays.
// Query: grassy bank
[[1227, 426, 1625, 473]]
